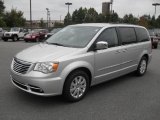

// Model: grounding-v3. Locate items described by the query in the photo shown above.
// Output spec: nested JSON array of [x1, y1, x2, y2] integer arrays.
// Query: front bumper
[[2, 36, 13, 39], [24, 38, 36, 41], [10, 70, 64, 96]]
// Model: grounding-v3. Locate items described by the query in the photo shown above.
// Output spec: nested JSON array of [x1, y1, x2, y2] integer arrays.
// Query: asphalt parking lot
[[0, 40, 160, 120]]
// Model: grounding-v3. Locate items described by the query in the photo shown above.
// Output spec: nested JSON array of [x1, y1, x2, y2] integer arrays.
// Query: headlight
[[34, 62, 59, 74], [45, 35, 47, 38]]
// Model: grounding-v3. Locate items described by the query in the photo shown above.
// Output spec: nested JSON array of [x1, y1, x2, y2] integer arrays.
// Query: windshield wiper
[[46, 42, 64, 46]]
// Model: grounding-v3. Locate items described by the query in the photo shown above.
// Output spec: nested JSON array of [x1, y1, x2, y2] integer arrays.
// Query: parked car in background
[[23, 29, 31, 36], [45, 28, 62, 39], [10, 24, 152, 102], [24, 29, 48, 42], [148, 30, 159, 49], [2, 27, 26, 41], [0, 28, 4, 39]]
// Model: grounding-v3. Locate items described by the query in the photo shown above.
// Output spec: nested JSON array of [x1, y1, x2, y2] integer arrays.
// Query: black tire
[[3, 38, 8, 42], [12, 35, 18, 41], [25, 40, 28, 42], [63, 70, 90, 102], [136, 56, 148, 76], [154, 44, 158, 49], [35, 37, 39, 42]]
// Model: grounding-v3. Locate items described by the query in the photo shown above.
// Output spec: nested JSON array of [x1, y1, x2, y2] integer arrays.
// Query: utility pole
[[110, 0, 113, 14], [46, 8, 49, 29], [48, 10, 50, 29], [65, 2, 72, 24], [30, 0, 32, 29], [60, 15, 62, 23], [152, 3, 160, 18]]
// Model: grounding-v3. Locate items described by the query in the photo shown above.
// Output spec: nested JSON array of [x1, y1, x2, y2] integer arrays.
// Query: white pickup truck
[[2, 27, 26, 41]]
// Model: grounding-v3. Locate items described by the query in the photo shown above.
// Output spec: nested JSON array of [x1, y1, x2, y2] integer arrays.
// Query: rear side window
[[119, 27, 137, 45], [97, 28, 119, 48], [135, 28, 150, 42]]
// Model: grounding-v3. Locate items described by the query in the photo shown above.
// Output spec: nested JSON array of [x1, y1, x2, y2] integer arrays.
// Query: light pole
[[110, 0, 113, 14], [30, 0, 32, 29], [46, 8, 49, 29], [152, 3, 160, 18], [65, 2, 72, 23]]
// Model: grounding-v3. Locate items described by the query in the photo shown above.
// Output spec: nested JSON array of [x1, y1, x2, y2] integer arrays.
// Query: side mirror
[[95, 41, 108, 50]]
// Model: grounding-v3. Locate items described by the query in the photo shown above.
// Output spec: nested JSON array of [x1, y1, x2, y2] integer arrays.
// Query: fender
[[138, 50, 149, 63], [60, 61, 94, 84]]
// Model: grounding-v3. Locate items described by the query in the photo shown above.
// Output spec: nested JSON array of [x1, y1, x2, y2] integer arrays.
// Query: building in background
[[102, 0, 113, 15], [102, 2, 111, 15]]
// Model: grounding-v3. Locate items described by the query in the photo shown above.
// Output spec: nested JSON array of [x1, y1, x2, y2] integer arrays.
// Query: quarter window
[[135, 28, 149, 42], [119, 27, 137, 45], [97, 28, 119, 48]]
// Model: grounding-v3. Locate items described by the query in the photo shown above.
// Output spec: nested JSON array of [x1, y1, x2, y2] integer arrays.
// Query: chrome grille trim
[[12, 58, 32, 74]]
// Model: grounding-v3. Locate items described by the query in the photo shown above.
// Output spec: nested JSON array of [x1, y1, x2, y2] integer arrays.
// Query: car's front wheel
[[136, 56, 148, 76], [63, 70, 90, 102], [12, 35, 18, 41], [3, 38, 8, 42]]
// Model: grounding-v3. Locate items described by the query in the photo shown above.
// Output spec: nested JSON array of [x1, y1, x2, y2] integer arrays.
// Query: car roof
[[70, 23, 145, 29]]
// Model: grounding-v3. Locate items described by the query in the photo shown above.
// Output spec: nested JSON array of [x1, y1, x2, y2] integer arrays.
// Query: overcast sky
[[3, 0, 160, 20]]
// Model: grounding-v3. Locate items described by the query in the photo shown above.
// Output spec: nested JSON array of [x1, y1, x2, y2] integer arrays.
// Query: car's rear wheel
[[154, 44, 158, 49], [136, 56, 148, 76], [63, 70, 90, 102]]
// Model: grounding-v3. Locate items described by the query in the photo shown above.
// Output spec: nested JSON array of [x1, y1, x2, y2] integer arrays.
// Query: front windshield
[[47, 26, 101, 48], [10, 27, 19, 32]]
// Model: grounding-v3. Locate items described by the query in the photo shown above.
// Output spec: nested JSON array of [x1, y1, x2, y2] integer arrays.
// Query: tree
[[3, 9, 26, 27], [64, 13, 72, 25], [96, 13, 105, 22], [138, 15, 150, 28], [0, 0, 6, 27], [123, 14, 138, 24], [110, 12, 119, 23], [84, 8, 98, 23], [150, 16, 157, 28], [156, 15, 160, 28], [0, 0, 5, 16], [72, 7, 87, 23]]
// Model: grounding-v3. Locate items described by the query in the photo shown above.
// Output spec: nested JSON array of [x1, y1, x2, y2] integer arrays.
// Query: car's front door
[[93, 28, 124, 84]]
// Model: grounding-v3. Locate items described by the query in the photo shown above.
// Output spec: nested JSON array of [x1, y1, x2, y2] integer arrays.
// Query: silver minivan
[[10, 23, 152, 102]]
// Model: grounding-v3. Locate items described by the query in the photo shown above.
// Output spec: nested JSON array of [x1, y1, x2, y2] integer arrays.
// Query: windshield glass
[[10, 28, 20, 32], [46, 26, 101, 48], [32, 29, 41, 34]]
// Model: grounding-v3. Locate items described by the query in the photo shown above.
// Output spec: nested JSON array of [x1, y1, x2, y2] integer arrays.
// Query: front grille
[[13, 58, 31, 74], [5, 34, 10, 36]]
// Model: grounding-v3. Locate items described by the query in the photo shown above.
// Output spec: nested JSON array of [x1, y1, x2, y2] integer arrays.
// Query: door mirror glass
[[95, 41, 108, 50]]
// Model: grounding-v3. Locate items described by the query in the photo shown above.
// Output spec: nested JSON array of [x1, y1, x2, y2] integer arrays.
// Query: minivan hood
[[15, 43, 81, 63]]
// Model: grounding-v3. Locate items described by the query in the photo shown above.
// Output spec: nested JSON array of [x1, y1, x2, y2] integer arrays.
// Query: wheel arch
[[61, 61, 94, 90]]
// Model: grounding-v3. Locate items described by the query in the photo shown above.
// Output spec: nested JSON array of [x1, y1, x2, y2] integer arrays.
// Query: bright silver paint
[[10, 23, 152, 96]]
